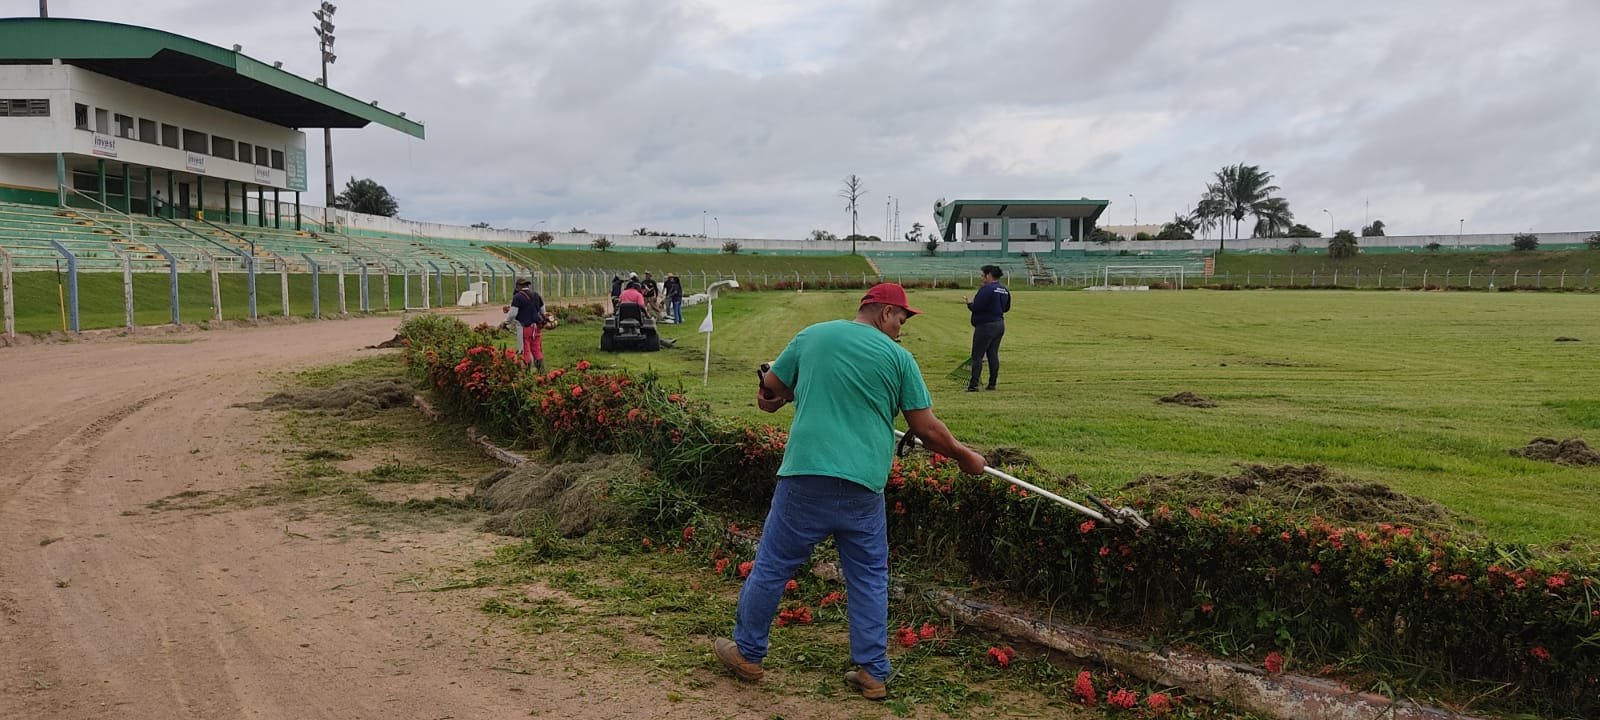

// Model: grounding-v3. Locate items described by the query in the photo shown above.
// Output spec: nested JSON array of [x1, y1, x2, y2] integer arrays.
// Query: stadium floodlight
[[314, 2, 340, 230]]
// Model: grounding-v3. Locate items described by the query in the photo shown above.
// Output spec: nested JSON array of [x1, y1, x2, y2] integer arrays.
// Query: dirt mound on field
[[237, 377, 414, 417], [1121, 463, 1465, 531], [471, 455, 645, 538], [983, 447, 1041, 470], [1158, 391, 1217, 408], [1510, 437, 1600, 466]]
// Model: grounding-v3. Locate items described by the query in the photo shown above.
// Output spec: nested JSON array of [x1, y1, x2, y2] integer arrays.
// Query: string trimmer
[[894, 430, 1150, 530]]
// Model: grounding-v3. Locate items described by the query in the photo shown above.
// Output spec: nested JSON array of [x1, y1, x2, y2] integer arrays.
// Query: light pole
[[701, 210, 706, 237], [713, 216, 720, 239], [1458, 219, 1464, 246], [1322, 208, 1334, 237], [314, 2, 337, 227], [885, 195, 892, 242], [1128, 193, 1138, 233]]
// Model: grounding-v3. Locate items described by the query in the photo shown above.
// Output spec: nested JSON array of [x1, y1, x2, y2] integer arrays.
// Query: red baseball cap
[[860, 283, 921, 316]]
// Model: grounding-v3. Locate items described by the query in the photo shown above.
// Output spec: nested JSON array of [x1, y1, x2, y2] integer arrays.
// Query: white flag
[[698, 302, 714, 333]]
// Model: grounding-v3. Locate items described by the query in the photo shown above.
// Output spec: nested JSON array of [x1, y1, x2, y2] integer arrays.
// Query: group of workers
[[610, 271, 685, 324]]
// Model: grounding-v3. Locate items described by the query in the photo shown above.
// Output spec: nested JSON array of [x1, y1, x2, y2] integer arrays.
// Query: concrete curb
[[421, 398, 1484, 720]]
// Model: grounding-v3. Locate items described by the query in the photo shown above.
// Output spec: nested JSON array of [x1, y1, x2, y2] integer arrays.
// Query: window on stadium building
[[254, 145, 268, 166], [138, 118, 157, 144], [0, 99, 49, 117], [161, 123, 180, 149], [212, 136, 236, 160], [74, 103, 88, 129], [182, 129, 208, 154], [114, 113, 134, 138], [94, 108, 109, 134], [271, 149, 284, 170]]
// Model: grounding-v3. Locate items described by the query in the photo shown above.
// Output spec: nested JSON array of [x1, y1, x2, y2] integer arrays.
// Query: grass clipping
[[237, 377, 414, 418], [1122, 463, 1467, 533], [472, 455, 644, 538], [1509, 437, 1600, 466]]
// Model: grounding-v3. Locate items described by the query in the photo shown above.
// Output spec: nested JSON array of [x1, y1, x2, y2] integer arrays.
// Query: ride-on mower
[[600, 301, 661, 352]]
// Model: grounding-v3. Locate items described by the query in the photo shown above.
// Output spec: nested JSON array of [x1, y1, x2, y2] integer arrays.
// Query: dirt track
[[0, 314, 831, 719]]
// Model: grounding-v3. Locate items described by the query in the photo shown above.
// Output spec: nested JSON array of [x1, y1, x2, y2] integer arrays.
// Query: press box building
[[0, 17, 422, 228]]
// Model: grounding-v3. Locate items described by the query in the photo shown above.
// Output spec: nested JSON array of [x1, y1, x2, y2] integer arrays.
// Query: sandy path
[[0, 314, 832, 720]]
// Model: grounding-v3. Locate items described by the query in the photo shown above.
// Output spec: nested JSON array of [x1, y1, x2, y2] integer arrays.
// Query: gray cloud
[[39, 0, 1599, 238]]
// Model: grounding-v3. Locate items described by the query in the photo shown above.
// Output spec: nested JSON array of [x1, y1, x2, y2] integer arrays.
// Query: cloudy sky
[[26, 0, 1598, 239]]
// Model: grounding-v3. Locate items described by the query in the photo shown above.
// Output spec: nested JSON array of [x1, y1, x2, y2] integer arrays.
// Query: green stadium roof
[[0, 17, 424, 139], [935, 199, 1108, 242]]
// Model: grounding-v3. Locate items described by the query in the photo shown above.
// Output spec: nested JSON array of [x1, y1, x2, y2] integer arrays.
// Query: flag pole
[[700, 280, 738, 388]]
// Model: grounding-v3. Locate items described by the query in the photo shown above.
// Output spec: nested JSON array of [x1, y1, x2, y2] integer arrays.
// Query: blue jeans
[[669, 298, 683, 324], [734, 475, 891, 681]]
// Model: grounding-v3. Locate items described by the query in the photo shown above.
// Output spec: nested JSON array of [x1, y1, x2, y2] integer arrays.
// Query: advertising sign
[[91, 133, 117, 158]]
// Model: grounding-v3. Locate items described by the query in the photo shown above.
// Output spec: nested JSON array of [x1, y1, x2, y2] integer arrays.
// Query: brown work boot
[[844, 668, 887, 701], [713, 638, 763, 682]]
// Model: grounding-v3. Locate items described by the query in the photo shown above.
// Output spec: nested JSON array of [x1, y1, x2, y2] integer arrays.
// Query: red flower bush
[[1106, 688, 1137, 710], [1264, 651, 1285, 674], [985, 646, 1016, 668], [776, 606, 812, 627], [1072, 671, 1096, 705], [1146, 692, 1173, 715]]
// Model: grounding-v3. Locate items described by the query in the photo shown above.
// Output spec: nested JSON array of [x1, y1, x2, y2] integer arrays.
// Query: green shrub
[[721, 241, 742, 255], [590, 237, 614, 251], [1512, 233, 1539, 251], [1586, 232, 1600, 250], [1327, 230, 1359, 259]]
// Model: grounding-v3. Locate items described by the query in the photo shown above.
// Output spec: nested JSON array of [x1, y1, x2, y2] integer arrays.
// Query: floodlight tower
[[314, 2, 337, 225]]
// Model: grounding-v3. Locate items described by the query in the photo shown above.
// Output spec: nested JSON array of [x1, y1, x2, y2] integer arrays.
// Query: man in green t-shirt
[[714, 283, 986, 701]]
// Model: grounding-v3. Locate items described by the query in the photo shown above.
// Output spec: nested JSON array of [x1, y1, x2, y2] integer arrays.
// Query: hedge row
[[398, 315, 1598, 718]]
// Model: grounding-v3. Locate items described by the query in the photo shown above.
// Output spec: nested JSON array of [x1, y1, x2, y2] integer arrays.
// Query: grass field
[[533, 288, 1600, 550]]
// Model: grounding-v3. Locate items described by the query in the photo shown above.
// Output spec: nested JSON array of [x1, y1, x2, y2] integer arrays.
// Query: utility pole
[[39, 1, 48, 17], [314, 2, 337, 227], [893, 197, 899, 242]]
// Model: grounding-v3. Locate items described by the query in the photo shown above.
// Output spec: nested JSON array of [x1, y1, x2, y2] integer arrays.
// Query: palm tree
[[1191, 193, 1228, 244], [1200, 164, 1287, 251], [1251, 197, 1295, 238]]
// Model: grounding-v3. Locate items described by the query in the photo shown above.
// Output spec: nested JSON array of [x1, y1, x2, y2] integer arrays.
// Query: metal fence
[[4, 258, 1593, 340]]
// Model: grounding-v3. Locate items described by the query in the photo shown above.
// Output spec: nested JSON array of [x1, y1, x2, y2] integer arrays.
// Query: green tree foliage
[[843, 234, 881, 244], [1587, 232, 1600, 250], [1285, 223, 1322, 238], [1088, 227, 1123, 244], [1361, 219, 1387, 237], [530, 231, 553, 247], [1195, 164, 1292, 250], [1250, 197, 1295, 238], [903, 222, 925, 243], [1512, 233, 1539, 251], [332, 177, 399, 217], [721, 240, 741, 255], [655, 239, 677, 253], [1156, 214, 1196, 240], [590, 237, 614, 251], [1328, 229, 1359, 259], [809, 229, 838, 242]]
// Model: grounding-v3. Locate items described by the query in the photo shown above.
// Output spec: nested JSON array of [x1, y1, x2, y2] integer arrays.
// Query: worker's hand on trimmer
[[957, 449, 986, 475]]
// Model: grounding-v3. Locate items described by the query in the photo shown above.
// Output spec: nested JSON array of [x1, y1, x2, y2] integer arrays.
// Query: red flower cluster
[[985, 645, 1016, 668], [1106, 688, 1137, 710], [1264, 651, 1285, 674], [818, 591, 846, 607], [895, 625, 919, 648], [737, 561, 753, 579], [1073, 671, 1096, 705], [784, 579, 798, 592], [776, 606, 812, 627], [1146, 692, 1173, 715]]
